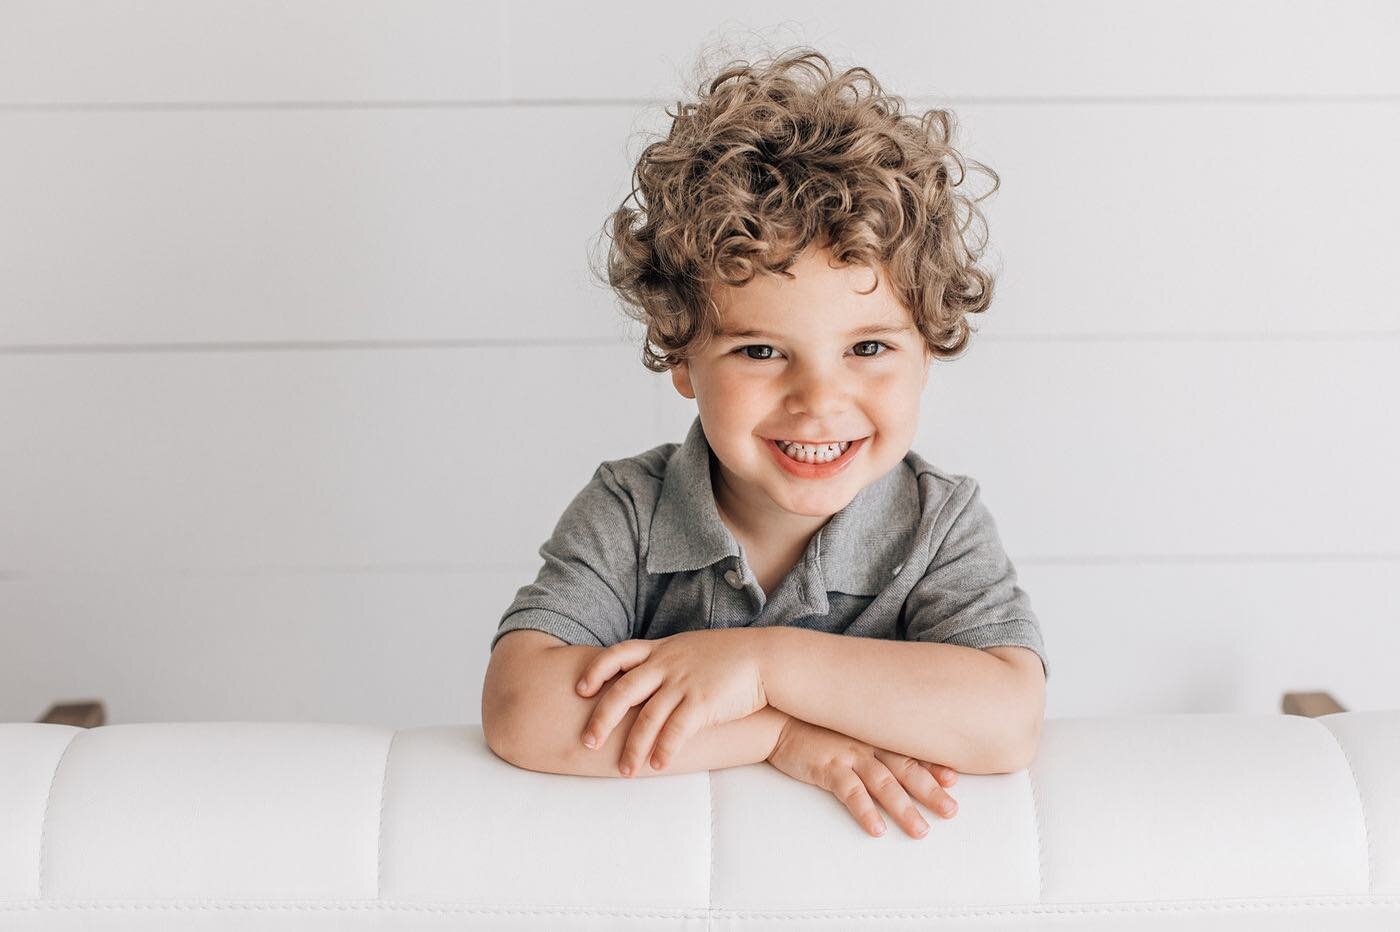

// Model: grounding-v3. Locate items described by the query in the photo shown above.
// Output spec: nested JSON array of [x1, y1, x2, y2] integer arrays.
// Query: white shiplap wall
[[2, 1, 1397, 726]]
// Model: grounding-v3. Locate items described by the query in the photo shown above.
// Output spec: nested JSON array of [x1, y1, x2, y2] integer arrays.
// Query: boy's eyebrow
[[716, 323, 912, 339]]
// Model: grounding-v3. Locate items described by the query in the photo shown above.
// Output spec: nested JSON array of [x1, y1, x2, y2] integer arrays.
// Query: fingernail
[[576, 680, 588, 693], [620, 763, 632, 776], [874, 820, 886, 835], [939, 801, 956, 815], [583, 734, 597, 748]]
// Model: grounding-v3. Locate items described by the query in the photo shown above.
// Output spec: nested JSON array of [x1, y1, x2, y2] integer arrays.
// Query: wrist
[[766, 707, 794, 762], [754, 625, 788, 707]]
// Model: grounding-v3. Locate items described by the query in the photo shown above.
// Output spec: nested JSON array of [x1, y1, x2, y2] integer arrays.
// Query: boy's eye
[[735, 341, 892, 361], [853, 340, 889, 357]]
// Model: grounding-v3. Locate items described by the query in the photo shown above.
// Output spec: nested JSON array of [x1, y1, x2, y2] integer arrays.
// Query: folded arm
[[483, 627, 1045, 778], [756, 627, 1046, 774], [483, 629, 791, 777]]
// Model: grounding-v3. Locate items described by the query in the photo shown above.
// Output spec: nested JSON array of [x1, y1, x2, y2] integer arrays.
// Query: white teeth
[[776, 439, 852, 464]]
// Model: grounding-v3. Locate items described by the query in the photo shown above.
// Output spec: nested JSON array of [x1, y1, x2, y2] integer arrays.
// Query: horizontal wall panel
[[0, 106, 638, 345], [967, 100, 1400, 338], [0, 0, 504, 104], [507, 1, 1400, 101], [0, 566, 524, 727], [2, 102, 1397, 347], [1018, 559, 1400, 717], [660, 338, 1400, 559], [1, 558, 1393, 724], [1, 2, 1395, 105], [4, 341, 1397, 575], [0, 344, 670, 575]]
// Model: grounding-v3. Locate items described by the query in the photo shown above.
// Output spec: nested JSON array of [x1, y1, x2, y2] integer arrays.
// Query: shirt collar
[[646, 415, 919, 597]]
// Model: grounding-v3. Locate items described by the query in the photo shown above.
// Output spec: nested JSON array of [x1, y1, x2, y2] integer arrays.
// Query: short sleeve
[[902, 478, 1049, 680], [491, 464, 639, 652]]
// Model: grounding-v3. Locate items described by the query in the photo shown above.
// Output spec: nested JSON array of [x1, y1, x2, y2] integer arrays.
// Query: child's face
[[671, 243, 933, 523]]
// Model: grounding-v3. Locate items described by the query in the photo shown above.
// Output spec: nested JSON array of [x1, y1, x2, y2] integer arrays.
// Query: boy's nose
[[784, 369, 852, 417]]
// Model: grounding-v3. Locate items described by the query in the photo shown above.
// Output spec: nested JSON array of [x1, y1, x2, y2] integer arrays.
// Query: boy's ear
[[671, 360, 696, 400]]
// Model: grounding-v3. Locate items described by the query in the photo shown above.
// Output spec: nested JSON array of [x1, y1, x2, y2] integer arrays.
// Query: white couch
[[1, 712, 1396, 930]]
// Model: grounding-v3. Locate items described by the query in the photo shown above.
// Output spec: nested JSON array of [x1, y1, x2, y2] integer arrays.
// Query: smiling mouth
[[767, 436, 868, 468], [774, 439, 854, 455]]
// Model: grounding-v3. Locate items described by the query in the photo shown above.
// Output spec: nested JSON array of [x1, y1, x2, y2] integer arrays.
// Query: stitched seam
[[1025, 762, 1045, 904], [600, 463, 644, 637], [1316, 718, 1373, 894], [375, 729, 400, 900], [707, 770, 715, 932], [906, 476, 966, 583], [921, 618, 1041, 642], [707, 566, 717, 631], [3, 898, 1400, 916], [929, 475, 975, 532], [35, 729, 82, 899], [497, 609, 607, 648]]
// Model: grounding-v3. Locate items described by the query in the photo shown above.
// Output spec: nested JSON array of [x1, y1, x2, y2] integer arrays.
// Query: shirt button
[[723, 568, 745, 589]]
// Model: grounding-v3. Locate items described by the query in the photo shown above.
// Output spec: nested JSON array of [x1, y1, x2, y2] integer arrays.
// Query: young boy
[[482, 47, 1048, 841]]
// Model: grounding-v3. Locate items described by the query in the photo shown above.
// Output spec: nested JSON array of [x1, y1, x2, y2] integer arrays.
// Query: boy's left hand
[[575, 628, 768, 775]]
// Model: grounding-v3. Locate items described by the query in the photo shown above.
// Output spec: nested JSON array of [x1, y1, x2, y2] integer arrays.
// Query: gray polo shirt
[[491, 414, 1048, 679]]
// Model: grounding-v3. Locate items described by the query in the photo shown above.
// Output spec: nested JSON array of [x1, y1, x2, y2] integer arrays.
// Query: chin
[[775, 482, 858, 516]]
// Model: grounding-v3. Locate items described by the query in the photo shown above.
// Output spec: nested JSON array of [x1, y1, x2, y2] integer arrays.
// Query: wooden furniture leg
[[1281, 691, 1347, 717], [37, 700, 106, 727]]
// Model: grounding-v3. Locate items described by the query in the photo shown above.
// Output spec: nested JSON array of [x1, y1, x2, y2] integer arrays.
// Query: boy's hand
[[575, 628, 767, 775], [766, 715, 960, 839]]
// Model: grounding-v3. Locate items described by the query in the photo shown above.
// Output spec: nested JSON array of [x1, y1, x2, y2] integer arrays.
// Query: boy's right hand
[[765, 715, 959, 839]]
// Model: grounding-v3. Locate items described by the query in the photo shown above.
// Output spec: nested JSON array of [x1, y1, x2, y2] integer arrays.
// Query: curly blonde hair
[[596, 46, 1001, 374]]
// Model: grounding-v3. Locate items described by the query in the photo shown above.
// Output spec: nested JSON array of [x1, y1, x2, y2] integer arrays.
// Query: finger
[[855, 756, 931, 838], [648, 697, 707, 771], [580, 664, 664, 750], [829, 768, 888, 837], [619, 688, 684, 777], [885, 754, 958, 819], [878, 751, 945, 802], [576, 640, 650, 697], [920, 760, 959, 787]]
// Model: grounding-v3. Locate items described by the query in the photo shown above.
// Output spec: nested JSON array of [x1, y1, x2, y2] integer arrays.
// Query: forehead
[[714, 320, 912, 339], [712, 246, 912, 335]]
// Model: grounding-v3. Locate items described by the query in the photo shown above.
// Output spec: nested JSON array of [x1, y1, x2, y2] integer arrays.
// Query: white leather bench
[[2, 712, 1397, 930]]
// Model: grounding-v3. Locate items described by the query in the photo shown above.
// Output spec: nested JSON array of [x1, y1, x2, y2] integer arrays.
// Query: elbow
[[969, 721, 1039, 775], [938, 685, 1045, 775], [980, 690, 1046, 774], [481, 686, 585, 775], [481, 681, 544, 769], [1001, 664, 1046, 772], [1001, 700, 1046, 773], [481, 694, 524, 766], [482, 704, 556, 772], [481, 652, 521, 764], [481, 636, 604, 774]]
